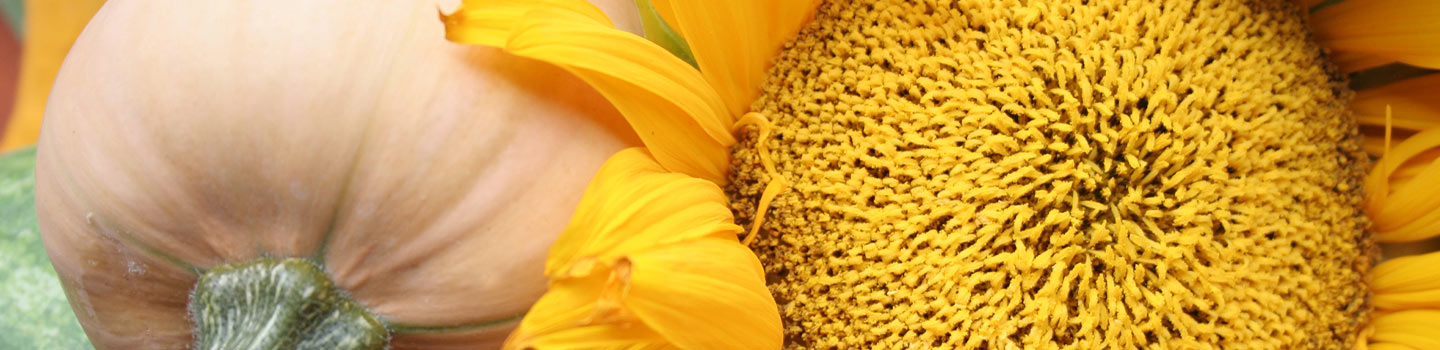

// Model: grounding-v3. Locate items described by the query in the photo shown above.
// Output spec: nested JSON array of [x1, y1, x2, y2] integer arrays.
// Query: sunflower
[[442, 0, 1440, 349]]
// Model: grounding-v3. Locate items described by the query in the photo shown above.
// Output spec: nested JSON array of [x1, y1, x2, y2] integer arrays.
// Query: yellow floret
[[727, 0, 1376, 348]]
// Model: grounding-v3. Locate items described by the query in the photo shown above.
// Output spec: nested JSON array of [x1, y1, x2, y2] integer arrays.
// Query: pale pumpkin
[[35, 1, 644, 348]]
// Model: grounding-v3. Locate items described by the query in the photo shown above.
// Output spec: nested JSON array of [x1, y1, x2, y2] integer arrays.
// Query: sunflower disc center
[[728, 0, 1374, 348]]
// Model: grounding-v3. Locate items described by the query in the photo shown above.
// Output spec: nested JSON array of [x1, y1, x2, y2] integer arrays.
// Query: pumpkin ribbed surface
[[726, 0, 1375, 348]]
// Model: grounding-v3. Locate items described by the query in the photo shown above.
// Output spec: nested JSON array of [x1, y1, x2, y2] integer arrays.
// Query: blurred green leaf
[[0, 0, 21, 37], [0, 147, 93, 349]]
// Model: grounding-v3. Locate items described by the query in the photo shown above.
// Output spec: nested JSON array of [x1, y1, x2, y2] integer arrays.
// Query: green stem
[[189, 258, 387, 350]]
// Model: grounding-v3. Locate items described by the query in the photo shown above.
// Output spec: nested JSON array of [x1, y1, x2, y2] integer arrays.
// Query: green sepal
[[635, 0, 699, 69]]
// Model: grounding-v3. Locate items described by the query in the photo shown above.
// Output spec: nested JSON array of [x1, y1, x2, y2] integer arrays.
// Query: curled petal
[[510, 149, 778, 349], [545, 148, 742, 277], [1364, 128, 1440, 242], [503, 270, 671, 349], [443, 0, 734, 183], [627, 238, 782, 350], [442, 0, 613, 47]]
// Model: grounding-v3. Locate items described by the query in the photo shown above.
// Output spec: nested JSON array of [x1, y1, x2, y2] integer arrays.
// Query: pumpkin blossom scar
[[440, 0, 1440, 349]]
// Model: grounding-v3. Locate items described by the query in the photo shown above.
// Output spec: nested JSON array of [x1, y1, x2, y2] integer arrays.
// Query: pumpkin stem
[[189, 258, 387, 350]]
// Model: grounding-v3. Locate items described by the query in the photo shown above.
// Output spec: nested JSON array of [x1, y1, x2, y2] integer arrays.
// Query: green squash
[[0, 146, 91, 349]]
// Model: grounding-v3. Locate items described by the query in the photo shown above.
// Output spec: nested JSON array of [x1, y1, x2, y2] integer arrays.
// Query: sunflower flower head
[[443, 0, 1440, 349], [441, 0, 830, 348], [728, 0, 1373, 347]]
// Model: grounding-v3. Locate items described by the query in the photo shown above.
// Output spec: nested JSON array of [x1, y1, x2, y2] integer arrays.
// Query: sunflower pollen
[[727, 0, 1376, 348]]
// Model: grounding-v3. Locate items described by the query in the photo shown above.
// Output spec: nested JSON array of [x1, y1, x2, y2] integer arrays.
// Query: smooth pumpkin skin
[[35, 1, 642, 348]]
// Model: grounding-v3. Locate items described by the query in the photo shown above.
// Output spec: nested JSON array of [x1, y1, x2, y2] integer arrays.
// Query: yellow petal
[[1332, 52, 1412, 75], [1365, 128, 1440, 242], [503, 269, 672, 349], [1, 0, 107, 151], [442, 0, 613, 47], [1369, 310, 1440, 350], [1311, 0, 1440, 72], [513, 148, 775, 349], [626, 237, 781, 350], [1354, 74, 1440, 133], [1372, 156, 1440, 230], [1370, 251, 1440, 310], [443, 1, 734, 183], [545, 148, 742, 278], [651, 0, 823, 116], [1368, 344, 1420, 350]]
